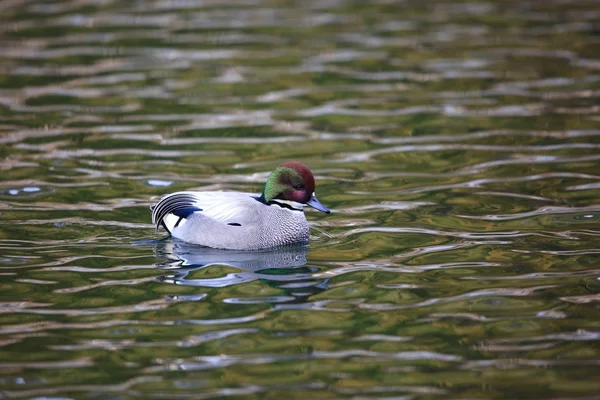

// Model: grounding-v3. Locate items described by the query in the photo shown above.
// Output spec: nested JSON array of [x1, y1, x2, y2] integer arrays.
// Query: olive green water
[[1, 0, 600, 399]]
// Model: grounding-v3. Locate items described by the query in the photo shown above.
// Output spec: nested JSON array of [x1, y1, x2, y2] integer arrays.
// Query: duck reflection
[[153, 240, 328, 303]]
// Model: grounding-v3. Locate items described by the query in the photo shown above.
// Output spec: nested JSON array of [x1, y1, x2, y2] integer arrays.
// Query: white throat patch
[[270, 199, 305, 212]]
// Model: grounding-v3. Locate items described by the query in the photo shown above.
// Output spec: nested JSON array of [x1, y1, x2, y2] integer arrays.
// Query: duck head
[[261, 161, 330, 213]]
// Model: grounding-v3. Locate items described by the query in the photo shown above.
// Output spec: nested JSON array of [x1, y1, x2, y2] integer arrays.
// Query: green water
[[1, 0, 600, 398]]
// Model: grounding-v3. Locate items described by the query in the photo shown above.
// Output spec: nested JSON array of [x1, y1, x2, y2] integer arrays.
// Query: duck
[[151, 161, 330, 250]]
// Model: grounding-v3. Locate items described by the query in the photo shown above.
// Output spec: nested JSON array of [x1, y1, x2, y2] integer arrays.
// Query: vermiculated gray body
[[153, 191, 310, 250]]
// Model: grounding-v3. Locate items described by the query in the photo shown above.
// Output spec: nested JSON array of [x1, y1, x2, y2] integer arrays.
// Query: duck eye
[[293, 184, 303, 190]]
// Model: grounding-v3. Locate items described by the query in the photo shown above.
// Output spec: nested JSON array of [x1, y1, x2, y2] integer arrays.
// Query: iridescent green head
[[261, 161, 330, 213]]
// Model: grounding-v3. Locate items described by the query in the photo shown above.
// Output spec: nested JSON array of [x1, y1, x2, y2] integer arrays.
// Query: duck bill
[[307, 193, 330, 213]]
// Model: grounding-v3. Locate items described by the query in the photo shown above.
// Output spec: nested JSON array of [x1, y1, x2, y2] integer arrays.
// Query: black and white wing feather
[[151, 192, 202, 234]]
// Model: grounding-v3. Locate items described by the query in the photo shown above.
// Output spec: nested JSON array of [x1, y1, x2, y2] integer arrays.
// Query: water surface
[[1, 0, 600, 398]]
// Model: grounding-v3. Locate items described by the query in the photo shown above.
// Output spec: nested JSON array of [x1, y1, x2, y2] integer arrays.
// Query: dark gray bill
[[307, 193, 330, 213]]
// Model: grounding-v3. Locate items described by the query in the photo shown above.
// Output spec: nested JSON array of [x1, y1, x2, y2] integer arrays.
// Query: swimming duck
[[151, 161, 330, 250]]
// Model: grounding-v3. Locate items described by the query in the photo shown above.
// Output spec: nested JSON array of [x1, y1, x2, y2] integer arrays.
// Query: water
[[1, 0, 600, 398]]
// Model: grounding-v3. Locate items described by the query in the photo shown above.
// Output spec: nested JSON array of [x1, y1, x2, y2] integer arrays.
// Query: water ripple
[[359, 285, 557, 311], [50, 328, 258, 351], [146, 349, 462, 373], [458, 205, 600, 221]]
